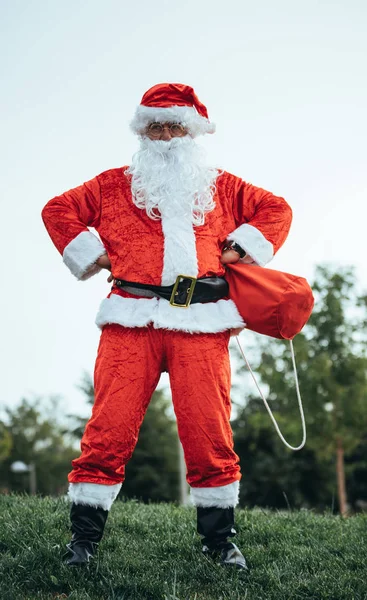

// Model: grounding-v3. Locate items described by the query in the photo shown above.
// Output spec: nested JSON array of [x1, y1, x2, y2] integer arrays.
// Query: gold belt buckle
[[169, 275, 197, 308]]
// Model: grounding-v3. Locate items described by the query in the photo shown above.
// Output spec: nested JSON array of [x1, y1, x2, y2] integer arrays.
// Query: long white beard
[[126, 136, 219, 225]]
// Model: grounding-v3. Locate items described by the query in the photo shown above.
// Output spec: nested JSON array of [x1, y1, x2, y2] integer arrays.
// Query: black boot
[[64, 503, 108, 566], [197, 507, 248, 571]]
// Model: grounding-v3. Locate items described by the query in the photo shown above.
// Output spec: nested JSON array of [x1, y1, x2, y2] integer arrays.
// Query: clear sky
[[1, 0, 366, 418]]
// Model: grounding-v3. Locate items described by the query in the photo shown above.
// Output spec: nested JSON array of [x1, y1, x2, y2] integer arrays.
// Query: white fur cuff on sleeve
[[227, 223, 273, 267], [63, 231, 107, 280]]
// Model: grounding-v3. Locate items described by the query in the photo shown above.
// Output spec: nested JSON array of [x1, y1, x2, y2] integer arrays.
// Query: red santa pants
[[69, 324, 241, 491]]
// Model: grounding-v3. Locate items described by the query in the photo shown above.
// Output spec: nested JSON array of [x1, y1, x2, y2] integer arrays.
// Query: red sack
[[225, 263, 314, 340]]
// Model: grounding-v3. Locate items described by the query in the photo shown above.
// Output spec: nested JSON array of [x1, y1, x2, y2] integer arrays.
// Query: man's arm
[[41, 176, 108, 280], [226, 180, 293, 267]]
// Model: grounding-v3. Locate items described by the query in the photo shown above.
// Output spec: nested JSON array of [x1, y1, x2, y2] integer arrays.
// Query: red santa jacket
[[42, 168, 292, 333]]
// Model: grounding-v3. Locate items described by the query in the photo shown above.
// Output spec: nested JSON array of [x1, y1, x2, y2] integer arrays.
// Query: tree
[[0, 421, 12, 464], [123, 387, 180, 503], [0, 397, 77, 495], [345, 434, 367, 511], [70, 373, 180, 503], [232, 264, 367, 515], [232, 396, 335, 511]]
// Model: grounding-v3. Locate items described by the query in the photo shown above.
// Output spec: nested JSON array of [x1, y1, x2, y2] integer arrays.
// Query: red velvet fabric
[[226, 263, 314, 339], [41, 169, 293, 287], [140, 83, 209, 118], [69, 324, 241, 488]]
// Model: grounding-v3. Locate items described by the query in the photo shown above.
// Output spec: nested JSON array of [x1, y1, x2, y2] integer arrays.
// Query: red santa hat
[[130, 83, 216, 138]]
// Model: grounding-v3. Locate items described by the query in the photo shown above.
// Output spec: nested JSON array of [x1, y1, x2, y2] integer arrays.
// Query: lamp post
[[10, 461, 37, 495]]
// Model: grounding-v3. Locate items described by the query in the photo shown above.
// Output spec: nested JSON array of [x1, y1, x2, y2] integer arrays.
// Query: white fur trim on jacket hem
[[227, 223, 273, 267], [130, 105, 216, 138], [95, 294, 244, 334], [68, 482, 122, 511], [63, 231, 107, 280], [190, 480, 240, 508]]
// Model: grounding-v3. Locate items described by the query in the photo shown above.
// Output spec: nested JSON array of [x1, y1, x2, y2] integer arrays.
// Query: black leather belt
[[114, 275, 229, 308]]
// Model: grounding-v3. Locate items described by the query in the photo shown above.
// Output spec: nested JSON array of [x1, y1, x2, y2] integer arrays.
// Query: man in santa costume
[[42, 83, 292, 570]]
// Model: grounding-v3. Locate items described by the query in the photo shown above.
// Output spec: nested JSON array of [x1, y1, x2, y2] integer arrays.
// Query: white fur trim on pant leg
[[190, 480, 240, 508], [63, 231, 107, 280], [227, 223, 273, 267], [68, 482, 122, 511]]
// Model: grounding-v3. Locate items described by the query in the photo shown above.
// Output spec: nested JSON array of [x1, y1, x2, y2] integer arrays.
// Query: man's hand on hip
[[220, 249, 254, 265], [220, 249, 241, 265], [96, 253, 113, 282]]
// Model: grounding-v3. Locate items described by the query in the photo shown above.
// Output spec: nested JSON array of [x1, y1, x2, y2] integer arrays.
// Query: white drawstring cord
[[235, 336, 307, 451]]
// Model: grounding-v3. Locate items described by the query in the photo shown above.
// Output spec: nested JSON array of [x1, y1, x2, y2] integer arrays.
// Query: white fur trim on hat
[[190, 480, 240, 508], [68, 482, 122, 511], [130, 105, 216, 138]]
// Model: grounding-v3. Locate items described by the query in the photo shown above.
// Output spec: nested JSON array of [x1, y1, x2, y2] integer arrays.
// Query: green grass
[[0, 495, 366, 600]]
